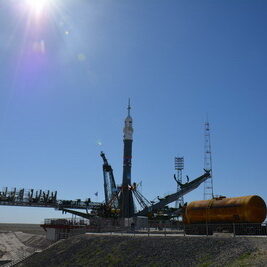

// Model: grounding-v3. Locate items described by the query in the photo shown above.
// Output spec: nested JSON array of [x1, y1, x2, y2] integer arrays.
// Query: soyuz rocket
[[119, 100, 135, 218]]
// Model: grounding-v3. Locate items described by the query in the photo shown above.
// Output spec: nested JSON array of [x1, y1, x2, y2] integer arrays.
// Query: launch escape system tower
[[119, 100, 135, 218]]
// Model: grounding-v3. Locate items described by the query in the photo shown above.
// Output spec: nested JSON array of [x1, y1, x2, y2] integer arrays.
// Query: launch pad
[[0, 102, 266, 242], [0, 101, 210, 222], [57, 101, 211, 221]]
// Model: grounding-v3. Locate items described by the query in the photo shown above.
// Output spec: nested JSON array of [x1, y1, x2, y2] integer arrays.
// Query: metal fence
[[91, 220, 267, 237], [43, 218, 90, 226]]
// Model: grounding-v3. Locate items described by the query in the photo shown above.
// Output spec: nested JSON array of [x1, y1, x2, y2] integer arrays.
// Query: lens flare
[[96, 140, 102, 146]]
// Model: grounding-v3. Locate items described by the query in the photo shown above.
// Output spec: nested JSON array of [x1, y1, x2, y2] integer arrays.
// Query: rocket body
[[119, 103, 135, 218]]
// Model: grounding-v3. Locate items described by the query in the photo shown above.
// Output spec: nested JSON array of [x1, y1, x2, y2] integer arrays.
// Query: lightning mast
[[203, 120, 214, 200], [174, 157, 184, 208]]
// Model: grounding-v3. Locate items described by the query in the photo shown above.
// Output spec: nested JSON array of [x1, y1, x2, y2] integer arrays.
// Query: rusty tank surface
[[183, 195, 267, 224]]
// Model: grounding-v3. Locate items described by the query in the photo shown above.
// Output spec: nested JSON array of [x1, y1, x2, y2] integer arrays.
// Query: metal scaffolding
[[0, 186, 101, 210], [174, 157, 184, 208], [203, 120, 214, 200]]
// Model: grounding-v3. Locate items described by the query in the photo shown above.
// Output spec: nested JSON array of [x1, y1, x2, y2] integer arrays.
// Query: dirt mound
[[17, 235, 267, 267], [0, 232, 35, 263], [0, 231, 53, 264], [14, 232, 53, 249]]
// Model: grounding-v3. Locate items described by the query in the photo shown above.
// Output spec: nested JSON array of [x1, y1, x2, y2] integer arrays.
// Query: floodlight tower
[[175, 157, 184, 208], [203, 120, 214, 200]]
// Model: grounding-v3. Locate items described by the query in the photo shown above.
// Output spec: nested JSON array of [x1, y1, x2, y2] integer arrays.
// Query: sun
[[26, 0, 51, 16]]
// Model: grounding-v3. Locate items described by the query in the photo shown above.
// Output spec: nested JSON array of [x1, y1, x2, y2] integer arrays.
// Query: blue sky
[[0, 0, 266, 223]]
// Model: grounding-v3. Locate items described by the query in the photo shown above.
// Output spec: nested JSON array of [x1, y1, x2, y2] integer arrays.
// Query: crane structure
[[100, 151, 118, 208], [203, 120, 214, 200]]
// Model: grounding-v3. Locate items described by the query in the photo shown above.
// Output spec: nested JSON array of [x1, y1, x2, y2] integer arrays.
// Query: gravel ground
[[0, 231, 53, 264], [15, 232, 53, 249], [17, 235, 267, 267], [0, 232, 35, 262]]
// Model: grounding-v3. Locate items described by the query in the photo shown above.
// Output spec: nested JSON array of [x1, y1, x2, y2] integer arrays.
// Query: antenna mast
[[203, 120, 214, 200]]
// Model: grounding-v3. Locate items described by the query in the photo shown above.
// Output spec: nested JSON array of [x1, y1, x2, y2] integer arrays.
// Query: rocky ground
[[0, 224, 53, 265], [17, 235, 267, 267]]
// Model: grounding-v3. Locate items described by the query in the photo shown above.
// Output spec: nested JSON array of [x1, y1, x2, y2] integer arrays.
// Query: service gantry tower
[[203, 120, 214, 200]]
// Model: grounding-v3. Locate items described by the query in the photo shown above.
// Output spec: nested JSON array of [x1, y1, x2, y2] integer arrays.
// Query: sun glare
[[26, 0, 50, 16]]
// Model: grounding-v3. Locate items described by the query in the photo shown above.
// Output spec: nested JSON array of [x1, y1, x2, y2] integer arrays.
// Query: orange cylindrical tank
[[183, 195, 266, 224]]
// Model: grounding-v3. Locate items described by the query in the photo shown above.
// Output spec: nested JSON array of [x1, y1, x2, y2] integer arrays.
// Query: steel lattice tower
[[203, 120, 214, 200], [175, 157, 184, 208]]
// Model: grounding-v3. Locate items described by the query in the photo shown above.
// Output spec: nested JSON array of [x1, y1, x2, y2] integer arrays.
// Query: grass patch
[[229, 252, 253, 267], [197, 254, 212, 267]]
